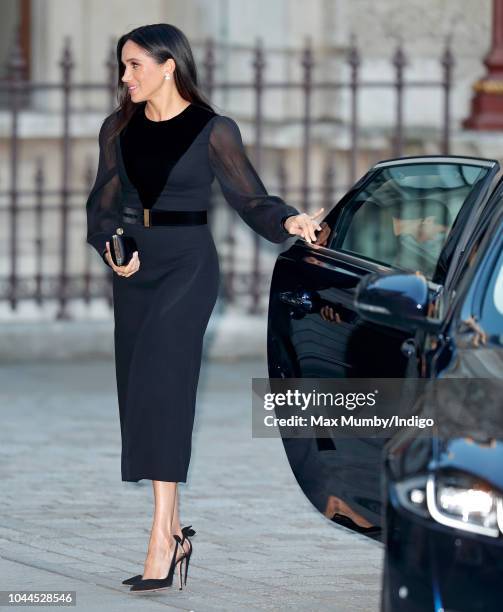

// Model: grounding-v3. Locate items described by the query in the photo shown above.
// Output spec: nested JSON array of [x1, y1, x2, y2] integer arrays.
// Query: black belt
[[122, 206, 207, 227]]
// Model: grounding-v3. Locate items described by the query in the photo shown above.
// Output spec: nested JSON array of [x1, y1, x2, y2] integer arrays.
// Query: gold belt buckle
[[143, 208, 151, 227]]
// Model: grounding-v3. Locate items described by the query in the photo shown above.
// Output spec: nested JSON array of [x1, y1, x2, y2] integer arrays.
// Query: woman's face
[[120, 39, 172, 102]]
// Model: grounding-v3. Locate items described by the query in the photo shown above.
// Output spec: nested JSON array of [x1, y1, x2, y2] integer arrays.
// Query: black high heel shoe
[[122, 525, 196, 586], [177, 526, 194, 589], [129, 535, 181, 593]]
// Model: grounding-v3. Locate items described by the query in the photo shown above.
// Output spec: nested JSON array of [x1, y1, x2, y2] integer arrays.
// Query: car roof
[[372, 155, 499, 169]]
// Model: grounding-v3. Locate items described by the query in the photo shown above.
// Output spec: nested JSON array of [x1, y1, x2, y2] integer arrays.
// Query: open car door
[[267, 155, 500, 534]]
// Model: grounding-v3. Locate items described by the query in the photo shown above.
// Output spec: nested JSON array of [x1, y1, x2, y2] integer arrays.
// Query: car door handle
[[400, 338, 417, 357], [279, 290, 314, 313]]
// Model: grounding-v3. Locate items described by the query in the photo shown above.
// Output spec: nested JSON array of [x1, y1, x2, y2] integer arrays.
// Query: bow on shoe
[[122, 525, 196, 587], [182, 525, 196, 538]]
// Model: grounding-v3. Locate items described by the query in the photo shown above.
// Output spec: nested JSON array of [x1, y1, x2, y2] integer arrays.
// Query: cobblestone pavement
[[0, 358, 383, 611]]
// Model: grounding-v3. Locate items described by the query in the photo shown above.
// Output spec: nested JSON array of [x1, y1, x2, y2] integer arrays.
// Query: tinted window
[[330, 163, 489, 279], [480, 245, 503, 337]]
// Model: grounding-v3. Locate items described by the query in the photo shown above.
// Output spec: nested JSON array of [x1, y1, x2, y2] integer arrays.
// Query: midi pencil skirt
[[111, 221, 220, 482]]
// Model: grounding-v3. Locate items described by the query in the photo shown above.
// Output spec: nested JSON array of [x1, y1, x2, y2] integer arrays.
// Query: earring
[[164, 73, 171, 80]]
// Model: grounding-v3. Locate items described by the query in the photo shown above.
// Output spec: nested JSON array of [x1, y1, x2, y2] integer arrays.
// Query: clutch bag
[[110, 233, 138, 267]]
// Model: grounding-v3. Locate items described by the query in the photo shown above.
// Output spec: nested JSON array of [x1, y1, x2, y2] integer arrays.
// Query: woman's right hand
[[105, 241, 140, 277]]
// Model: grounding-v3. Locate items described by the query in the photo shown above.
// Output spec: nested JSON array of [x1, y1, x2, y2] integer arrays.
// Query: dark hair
[[107, 23, 214, 143]]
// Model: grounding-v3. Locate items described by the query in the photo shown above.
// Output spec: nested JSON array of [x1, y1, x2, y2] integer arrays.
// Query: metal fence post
[[301, 36, 314, 214], [56, 37, 74, 320], [250, 37, 265, 315], [6, 29, 25, 311], [441, 40, 454, 155], [392, 40, 406, 157], [348, 34, 360, 184]]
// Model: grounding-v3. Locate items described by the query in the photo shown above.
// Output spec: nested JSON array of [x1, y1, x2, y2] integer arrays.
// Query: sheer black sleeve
[[208, 115, 299, 244], [85, 112, 123, 267]]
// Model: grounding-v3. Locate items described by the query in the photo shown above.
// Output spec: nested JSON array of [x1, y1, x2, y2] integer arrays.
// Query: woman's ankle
[[150, 526, 175, 545], [172, 523, 183, 538]]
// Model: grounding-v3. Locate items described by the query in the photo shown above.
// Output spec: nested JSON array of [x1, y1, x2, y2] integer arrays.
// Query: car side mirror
[[354, 271, 439, 331]]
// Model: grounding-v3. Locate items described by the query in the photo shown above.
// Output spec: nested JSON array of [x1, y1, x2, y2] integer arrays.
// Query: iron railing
[[0, 29, 454, 317]]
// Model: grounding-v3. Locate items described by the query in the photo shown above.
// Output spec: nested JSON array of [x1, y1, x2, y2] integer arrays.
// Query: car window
[[481, 245, 503, 335], [329, 163, 489, 279], [495, 264, 503, 316]]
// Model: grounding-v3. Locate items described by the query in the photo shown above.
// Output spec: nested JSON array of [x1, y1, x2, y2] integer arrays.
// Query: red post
[[463, 0, 503, 130]]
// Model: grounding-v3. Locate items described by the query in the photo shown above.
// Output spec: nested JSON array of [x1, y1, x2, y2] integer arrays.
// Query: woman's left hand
[[284, 207, 324, 244]]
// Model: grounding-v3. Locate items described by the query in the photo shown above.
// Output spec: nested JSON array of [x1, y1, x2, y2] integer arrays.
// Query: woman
[[85, 23, 323, 594]]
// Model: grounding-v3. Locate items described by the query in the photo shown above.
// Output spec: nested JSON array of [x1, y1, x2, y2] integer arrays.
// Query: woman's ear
[[163, 57, 176, 75]]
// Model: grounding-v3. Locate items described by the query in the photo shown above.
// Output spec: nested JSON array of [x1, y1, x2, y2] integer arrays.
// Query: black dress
[[85, 101, 299, 482]]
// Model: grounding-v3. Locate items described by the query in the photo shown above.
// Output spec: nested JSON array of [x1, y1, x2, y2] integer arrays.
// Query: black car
[[266, 155, 503, 610]]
